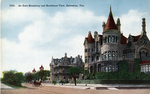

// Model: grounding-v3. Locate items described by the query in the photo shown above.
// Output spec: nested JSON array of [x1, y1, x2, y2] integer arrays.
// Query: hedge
[[76, 79, 150, 84]]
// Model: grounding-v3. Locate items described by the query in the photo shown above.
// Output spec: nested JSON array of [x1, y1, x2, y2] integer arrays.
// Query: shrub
[[52, 80, 57, 85], [1, 71, 24, 87]]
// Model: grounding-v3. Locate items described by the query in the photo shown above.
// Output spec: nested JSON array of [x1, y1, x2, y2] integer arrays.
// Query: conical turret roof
[[87, 32, 95, 43], [104, 7, 118, 31]]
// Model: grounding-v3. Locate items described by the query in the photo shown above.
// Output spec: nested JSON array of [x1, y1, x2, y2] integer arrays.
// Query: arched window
[[132, 52, 134, 58], [108, 36, 111, 43], [129, 52, 132, 58], [109, 65, 111, 72], [106, 52, 108, 60], [88, 48, 90, 52], [122, 53, 125, 60], [88, 56, 91, 62], [96, 56, 99, 61], [109, 51, 111, 60], [112, 36, 115, 43], [92, 56, 94, 62], [116, 51, 118, 60], [106, 66, 108, 72], [105, 37, 107, 43], [112, 65, 115, 72], [63, 68, 64, 73], [116, 36, 118, 43], [113, 51, 115, 60]]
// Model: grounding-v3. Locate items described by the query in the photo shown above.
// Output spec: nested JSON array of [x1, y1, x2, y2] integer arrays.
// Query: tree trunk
[[73, 77, 76, 86]]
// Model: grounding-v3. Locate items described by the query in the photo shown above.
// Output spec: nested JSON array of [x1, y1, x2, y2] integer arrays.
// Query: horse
[[32, 80, 42, 87]]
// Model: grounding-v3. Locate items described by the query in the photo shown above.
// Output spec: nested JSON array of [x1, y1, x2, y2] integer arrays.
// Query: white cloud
[[1, 8, 106, 76], [2, 7, 47, 25], [118, 10, 148, 37]]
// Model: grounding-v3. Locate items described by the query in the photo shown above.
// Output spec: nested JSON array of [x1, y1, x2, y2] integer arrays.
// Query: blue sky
[[1, 0, 150, 77]]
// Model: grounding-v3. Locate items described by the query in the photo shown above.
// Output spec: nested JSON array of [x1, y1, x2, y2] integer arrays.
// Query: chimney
[[78, 55, 80, 58], [94, 31, 98, 39], [102, 22, 106, 32], [117, 18, 121, 32], [142, 18, 146, 35], [65, 53, 67, 57]]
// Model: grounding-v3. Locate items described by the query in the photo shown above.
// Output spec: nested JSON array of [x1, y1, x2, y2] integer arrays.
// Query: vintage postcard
[[1, 0, 150, 94]]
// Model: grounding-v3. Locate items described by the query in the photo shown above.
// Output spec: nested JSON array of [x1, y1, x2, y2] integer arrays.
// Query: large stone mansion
[[50, 53, 84, 82], [84, 7, 150, 73], [50, 7, 150, 82]]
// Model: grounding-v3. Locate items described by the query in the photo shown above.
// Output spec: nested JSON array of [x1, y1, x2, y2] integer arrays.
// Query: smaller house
[[49, 53, 84, 82]]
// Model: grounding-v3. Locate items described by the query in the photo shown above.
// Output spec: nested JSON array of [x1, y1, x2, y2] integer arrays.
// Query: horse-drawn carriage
[[32, 80, 42, 87]]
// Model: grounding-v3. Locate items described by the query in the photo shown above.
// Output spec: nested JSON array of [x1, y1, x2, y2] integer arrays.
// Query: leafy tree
[[32, 72, 39, 80], [1, 71, 15, 85], [67, 67, 82, 86], [1, 71, 24, 86], [32, 70, 50, 81], [38, 70, 50, 80], [25, 74, 33, 82], [14, 72, 24, 86]]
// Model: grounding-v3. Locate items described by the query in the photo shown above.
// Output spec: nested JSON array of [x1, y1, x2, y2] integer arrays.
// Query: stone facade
[[84, 7, 150, 73], [49, 53, 84, 82]]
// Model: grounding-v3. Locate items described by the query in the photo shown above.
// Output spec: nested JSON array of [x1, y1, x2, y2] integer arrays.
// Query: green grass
[[2, 83, 27, 89]]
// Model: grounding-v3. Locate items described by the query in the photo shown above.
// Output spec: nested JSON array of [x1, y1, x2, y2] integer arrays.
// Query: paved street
[[1, 83, 150, 94]]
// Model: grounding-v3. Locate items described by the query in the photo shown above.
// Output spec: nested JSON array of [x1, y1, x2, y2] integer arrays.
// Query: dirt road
[[1, 83, 150, 94]]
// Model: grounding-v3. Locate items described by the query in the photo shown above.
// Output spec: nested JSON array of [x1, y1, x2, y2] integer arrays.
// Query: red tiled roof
[[32, 68, 36, 72], [140, 61, 150, 64], [86, 32, 95, 43], [121, 34, 127, 44], [131, 35, 141, 42], [104, 9, 118, 31], [99, 35, 103, 45], [39, 65, 44, 70]]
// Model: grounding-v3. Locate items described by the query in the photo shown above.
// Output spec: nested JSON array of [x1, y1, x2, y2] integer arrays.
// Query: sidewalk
[[0, 83, 14, 90], [42, 83, 150, 90]]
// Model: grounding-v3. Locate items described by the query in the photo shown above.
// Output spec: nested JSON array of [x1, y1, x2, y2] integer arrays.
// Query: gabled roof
[[86, 32, 95, 43], [104, 7, 118, 31], [131, 35, 141, 42], [121, 34, 127, 44], [140, 61, 150, 64]]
